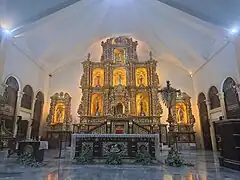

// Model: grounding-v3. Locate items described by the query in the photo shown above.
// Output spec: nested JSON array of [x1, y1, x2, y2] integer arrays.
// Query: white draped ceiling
[[11, 0, 227, 75]]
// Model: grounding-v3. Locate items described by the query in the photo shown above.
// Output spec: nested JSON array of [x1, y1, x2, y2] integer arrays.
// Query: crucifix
[[158, 80, 180, 131]]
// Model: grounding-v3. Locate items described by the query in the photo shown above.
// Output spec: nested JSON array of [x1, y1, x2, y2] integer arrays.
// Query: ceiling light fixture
[[229, 27, 239, 35], [2, 28, 11, 35]]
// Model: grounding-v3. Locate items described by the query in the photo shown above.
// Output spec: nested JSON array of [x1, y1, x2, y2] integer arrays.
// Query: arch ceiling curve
[[8, 0, 228, 74]]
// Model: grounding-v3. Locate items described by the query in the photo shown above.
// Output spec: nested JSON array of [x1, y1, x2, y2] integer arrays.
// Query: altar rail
[[71, 134, 160, 161]]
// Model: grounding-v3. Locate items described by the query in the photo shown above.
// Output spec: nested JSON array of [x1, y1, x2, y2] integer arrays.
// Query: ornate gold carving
[[77, 36, 163, 132], [113, 67, 126, 86], [136, 93, 149, 116], [91, 93, 103, 116], [46, 92, 72, 131], [92, 68, 104, 87], [174, 92, 195, 127], [136, 68, 148, 87]]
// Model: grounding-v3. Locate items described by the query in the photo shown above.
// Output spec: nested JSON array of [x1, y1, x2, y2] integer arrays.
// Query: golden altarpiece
[[45, 92, 72, 148], [173, 92, 196, 143], [74, 36, 166, 139]]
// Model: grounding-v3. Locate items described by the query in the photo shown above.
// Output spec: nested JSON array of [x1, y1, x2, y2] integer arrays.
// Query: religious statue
[[118, 73, 122, 85], [95, 74, 101, 87], [139, 96, 146, 116], [76, 36, 164, 135], [177, 107, 184, 123], [139, 75, 144, 86], [56, 106, 64, 123], [95, 98, 101, 116], [115, 53, 121, 63]]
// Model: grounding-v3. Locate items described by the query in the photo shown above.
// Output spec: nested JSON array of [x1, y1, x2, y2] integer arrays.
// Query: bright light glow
[[229, 27, 239, 35], [2, 28, 11, 35]]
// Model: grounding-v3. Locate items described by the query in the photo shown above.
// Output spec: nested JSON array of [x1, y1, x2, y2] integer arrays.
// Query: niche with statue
[[46, 92, 72, 131]]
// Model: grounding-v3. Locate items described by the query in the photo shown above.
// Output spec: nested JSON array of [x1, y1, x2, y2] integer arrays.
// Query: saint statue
[[95, 98, 100, 116], [115, 53, 121, 63], [95, 74, 100, 87], [177, 107, 184, 123], [139, 75, 144, 86], [139, 96, 146, 116], [118, 73, 122, 85], [56, 106, 64, 122]]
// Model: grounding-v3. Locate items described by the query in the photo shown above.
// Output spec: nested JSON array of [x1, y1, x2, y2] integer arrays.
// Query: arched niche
[[3, 76, 20, 132], [135, 68, 148, 87], [92, 68, 104, 87], [198, 92, 212, 150], [115, 102, 124, 115], [31, 91, 44, 138], [113, 67, 126, 86], [113, 48, 126, 63], [208, 86, 220, 110], [136, 93, 149, 116], [222, 77, 240, 119], [91, 93, 103, 116], [21, 85, 34, 110]]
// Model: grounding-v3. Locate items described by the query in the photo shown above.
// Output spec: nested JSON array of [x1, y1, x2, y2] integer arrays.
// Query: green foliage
[[165, 147, 184, 167], [16, 152, 43, 167], [105, 152, 122, 165], [165, 147, 194, 167], [135, 151, 153, 165], [75, 152, 93, 164]]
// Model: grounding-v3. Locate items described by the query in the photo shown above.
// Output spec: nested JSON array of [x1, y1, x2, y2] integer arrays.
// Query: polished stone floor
[[0, 150, 240, 180]]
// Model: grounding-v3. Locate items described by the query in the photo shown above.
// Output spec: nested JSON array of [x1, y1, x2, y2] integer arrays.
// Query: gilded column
[[218, 92, 227, 119], [13, 91, 23, 137]]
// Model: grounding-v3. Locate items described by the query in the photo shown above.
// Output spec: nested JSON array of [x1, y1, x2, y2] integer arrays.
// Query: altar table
[[17, 140, 48, 162], [71, 134, 160, 160]]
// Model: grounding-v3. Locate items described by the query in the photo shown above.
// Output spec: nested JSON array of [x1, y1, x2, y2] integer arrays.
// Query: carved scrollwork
[[77, 36, 165, 132]]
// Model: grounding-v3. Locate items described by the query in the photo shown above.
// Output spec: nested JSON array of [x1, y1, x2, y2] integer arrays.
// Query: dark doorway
[[3, 76, 20, 133], [31, 92, 44, 139], [17, 120, 29, 140], [198, 93, 212, 151]]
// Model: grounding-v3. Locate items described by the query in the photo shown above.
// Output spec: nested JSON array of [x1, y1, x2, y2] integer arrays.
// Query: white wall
[[49, 60, 82, 123], [2, 41, 49, 96], [192, 41, 239, 148], [193, 42, 239, 96], [2, 40, 50, 122], [157, 60, 195, 124]]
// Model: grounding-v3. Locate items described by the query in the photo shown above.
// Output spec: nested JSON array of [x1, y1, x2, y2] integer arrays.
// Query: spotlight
[[2, 28, 11, 36], [229, 27, 239, 35]]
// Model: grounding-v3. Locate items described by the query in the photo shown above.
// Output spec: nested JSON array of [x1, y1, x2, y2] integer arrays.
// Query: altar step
[[87, 120, 151, 134]]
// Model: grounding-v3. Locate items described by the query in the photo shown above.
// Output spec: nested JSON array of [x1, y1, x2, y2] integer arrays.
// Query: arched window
[[3, 76, 20, 132], [208, 86, 220, 109], [198, 93, 212, 150], [222, 77, 240, 119], [31, 92, 44, 138], [4, 76, 19, 108], [21, 85, 34, 110]]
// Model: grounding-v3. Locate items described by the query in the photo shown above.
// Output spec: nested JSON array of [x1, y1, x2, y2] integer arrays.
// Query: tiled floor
[[0, 150, 240, 180]]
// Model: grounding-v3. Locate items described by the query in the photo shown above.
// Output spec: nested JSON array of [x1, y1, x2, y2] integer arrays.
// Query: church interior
[[0, 0, 240, 179]]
